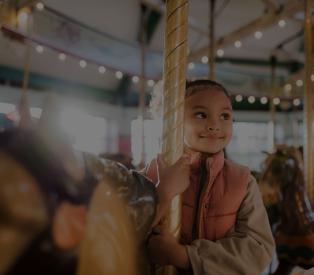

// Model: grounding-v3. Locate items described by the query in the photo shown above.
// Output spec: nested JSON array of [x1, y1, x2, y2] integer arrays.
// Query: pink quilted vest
[[145, 150, 250, 244]]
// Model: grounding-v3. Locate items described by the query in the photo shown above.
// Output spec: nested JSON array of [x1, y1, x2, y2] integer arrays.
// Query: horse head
[[260, 145, 304, 201], [0, 94, 157, 275]]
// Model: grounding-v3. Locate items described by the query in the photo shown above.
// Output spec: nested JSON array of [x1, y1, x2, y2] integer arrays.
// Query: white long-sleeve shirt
[[185, 176, 275, 275]]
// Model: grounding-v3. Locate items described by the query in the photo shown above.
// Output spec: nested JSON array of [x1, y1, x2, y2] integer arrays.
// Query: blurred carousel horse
[[260, 145, 314, 275], [0, 128, 156, 275]]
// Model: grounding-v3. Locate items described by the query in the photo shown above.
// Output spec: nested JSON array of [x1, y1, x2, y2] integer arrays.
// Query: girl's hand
[[147, 226, 190, 269], [156, 154, 191, 203]]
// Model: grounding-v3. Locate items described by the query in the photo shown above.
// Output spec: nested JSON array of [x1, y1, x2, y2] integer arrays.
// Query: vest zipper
[[192, 156, 208, 239]]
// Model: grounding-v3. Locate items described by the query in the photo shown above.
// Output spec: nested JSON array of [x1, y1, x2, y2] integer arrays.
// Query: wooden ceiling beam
[[139, 0, 208, 37], [189, 0, 304, 61]]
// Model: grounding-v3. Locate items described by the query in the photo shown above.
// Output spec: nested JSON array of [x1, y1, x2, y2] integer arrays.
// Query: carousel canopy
[[0, 0, 311, 109]]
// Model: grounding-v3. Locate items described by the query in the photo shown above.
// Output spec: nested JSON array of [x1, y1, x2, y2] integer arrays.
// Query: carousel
[[0, 0, 313, 275]]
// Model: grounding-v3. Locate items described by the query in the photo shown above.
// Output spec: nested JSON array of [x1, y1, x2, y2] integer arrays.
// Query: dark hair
[[186, 79, 230, 98]]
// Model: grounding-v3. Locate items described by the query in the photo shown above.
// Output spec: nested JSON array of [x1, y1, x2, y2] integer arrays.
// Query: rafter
[[139, 0, 208, 37], [189, 0, 304, 61]]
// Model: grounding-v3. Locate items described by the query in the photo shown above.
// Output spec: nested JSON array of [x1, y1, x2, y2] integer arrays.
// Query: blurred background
[[0, 0, 311, 172]]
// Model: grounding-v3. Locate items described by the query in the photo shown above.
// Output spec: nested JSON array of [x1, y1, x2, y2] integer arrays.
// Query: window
[[227, 122, 277, 171], [131, 118, 162, 165]]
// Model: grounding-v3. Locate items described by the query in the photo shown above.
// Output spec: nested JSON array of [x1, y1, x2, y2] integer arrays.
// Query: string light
[[278, 19, 286, 28], [188, 62, 195, 70], [284, 83, 292, 92], [147, 79, 155, 87], [18, 38, 310, 111], [132, 76, 139, 83], [217, 49, 224, 57], [293, 98, 301, 106], [254, 31, 263, 39], [296, 79, 303, 87], [79, 60, 87, 68], [58, 53, 66, 61], [273, 97, 280, 105], [201, 56, 208, 64], [115, 71, 123, 79], [98, 66, 106, 74], [27, 42, 170, 89], [260, 97, 268, 104], [36, 45, 44, 53], [248, 96, 255, 104], [234, 41, 242, 48], [29, 42, 306, 113], [235, 95, 243, 102], [36, 2, 45, 11]]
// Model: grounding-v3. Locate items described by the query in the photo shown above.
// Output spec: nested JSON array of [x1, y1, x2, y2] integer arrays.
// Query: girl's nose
[[207, 126, 220, 131], [206, 121, 220, 131]]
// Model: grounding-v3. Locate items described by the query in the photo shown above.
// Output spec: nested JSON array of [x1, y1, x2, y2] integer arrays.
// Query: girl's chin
[[184, 143, 224, 155], [192, 148, 223, 155]]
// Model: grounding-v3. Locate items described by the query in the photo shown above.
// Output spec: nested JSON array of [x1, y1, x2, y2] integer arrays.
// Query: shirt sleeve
[[186, 175, 275, 275]]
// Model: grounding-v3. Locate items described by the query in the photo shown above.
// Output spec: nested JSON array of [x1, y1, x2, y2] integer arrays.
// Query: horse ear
[[36, 94, 84, 181], [37, 93, 62, 136], [52, 202, 87, 251], [261, 150, 271, 156], [36, 94, 66, 152]]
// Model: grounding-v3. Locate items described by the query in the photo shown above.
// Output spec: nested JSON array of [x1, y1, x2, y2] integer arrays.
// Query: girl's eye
[[220, 113, 231, 120], [195, 112, 207, 119]]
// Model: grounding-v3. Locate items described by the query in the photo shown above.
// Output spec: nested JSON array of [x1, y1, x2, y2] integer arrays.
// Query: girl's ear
[[52, 202, 87, 251]]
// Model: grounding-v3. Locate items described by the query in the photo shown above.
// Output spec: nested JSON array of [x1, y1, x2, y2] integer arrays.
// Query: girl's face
[[184, 88, 233, 155]]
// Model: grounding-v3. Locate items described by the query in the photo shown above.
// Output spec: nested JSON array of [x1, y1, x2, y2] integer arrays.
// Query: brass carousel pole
[[208, 0, 215, 80], [303, 0, 313, 204], [157, 0, 188, 274]]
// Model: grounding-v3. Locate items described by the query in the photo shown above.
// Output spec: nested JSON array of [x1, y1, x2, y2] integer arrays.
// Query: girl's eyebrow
[[222, 107, 233, 111], [192, 105, 207, 110], [192, 105, 232, 111]]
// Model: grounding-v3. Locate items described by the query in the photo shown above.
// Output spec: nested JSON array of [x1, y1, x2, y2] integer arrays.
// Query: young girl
[[146, 79, 275, 274]]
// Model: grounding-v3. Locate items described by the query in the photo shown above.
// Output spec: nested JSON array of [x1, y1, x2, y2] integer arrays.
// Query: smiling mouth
[[200, 135, 224, 139]]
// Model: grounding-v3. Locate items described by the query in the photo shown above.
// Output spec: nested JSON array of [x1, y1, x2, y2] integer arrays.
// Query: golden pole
[[208, 0, 215, 80], [303, 0, 313, 204], [158, 0, 188, 274]]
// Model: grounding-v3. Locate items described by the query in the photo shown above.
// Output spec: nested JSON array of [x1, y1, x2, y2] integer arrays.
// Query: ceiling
[[0, 0, 312, 108]]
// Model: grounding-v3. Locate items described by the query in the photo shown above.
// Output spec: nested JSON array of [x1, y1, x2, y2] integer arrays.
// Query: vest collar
[[185, 148, 225, 181]]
